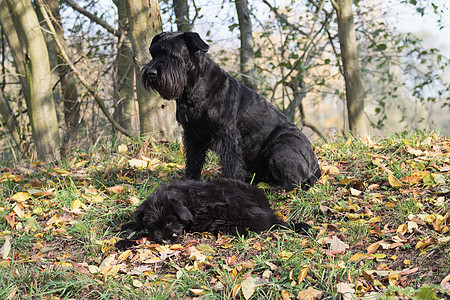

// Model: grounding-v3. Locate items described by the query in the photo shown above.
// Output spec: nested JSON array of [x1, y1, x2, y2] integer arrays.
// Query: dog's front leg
[[213, 131, 245, 180], [183, 131, 208, 180]]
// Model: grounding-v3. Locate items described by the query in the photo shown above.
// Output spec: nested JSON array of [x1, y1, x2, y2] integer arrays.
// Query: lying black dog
[[142, 32, 321, 190], [116, 178, 310, 249]]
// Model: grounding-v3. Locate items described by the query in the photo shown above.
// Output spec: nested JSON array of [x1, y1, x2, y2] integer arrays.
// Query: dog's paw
[[292, 222, 312, 235], [115, 239, 138, 250], [120, 221, 137, 231]]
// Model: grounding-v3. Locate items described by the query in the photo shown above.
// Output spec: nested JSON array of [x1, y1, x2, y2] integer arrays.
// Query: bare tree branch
[[37, 0, 133, 138], [63, 0, 122, 37]]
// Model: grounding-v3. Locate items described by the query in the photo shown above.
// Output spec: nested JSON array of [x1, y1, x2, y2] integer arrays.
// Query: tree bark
[[47, 0, 81, 150], [37, 0, 133, 138], [334, 0, 367, 136], [173, 0, 190, 31], [0, 91, 22, 149], [0, 1, 27, 97], [126, 0, 179, 142], [235, 0, 256, 90], [6, 0, 61, 161], [113, 0, 136, 138]]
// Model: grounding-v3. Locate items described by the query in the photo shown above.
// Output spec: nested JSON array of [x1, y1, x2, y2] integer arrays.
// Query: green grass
[[0, 130, 449, 299]]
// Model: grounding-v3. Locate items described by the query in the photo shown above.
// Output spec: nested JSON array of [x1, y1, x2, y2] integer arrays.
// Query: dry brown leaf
[[325, 236, 349, 255], [336, 282, 355, 300], [366, 241, 380, 254], [296, 287, 324, 300]]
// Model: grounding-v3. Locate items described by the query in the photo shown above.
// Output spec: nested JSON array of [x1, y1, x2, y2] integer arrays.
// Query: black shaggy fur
[[142, 31, 321, 190], [116, 178, 310, 248]]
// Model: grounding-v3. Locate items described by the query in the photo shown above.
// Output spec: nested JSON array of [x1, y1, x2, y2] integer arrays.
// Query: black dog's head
[[133, 189, 194, 243], [142, 32, 210, 100]]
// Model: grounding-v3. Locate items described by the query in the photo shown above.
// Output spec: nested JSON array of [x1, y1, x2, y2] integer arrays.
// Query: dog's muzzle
[[143, 66, 158, 79]]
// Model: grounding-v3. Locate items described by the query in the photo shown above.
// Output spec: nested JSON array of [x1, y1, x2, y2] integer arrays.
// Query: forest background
[[0, 0, 449, 162]]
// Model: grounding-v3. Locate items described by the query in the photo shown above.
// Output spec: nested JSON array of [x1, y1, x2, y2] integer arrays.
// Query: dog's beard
[[142, 61, 187, 100]]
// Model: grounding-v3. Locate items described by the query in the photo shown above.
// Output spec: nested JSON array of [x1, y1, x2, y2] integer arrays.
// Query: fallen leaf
[[367, 241, 380, 254], [388, 174, 403, 188], [11, 192, 31, 203], [241, 276, 257, 300], [296, 286, 324, 300], [1, 236, 12, 259], [336, 282, 355, 300], [322, 165, 340, 175], [325, 236, 349, 254], [349, 253, 367, 261], [441, 274, 450, 285], [281, 290, 291, 300], [13, 205, 25, 218], [297, 266, 309, 284], [118, 144, 128, 154], [106, 185, 123, 194]]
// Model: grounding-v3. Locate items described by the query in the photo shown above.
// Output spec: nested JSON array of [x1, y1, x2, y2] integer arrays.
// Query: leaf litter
[[0, 132, 449, 298]]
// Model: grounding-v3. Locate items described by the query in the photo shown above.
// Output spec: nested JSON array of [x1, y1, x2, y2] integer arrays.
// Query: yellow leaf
[[349, 253, 367, 261], [403, 259, 411, 265], [297, 266, 309, 284], [368, 216, 382, 224], [118, 249, 132, 262], [71, 199, 83, 210], [415, 240, 433, 250], [232, 283, 241, 299], [322, 165, 340, 175], [11, 192, 31, 203], [396, 224, 408, 235], [388, 272, 400, 286], [54, 167, 70, 174], [118, 144, 128, 154], [388, 174, 403, 188], [13, 205, 25, 218], [280, 290, 291, 300], [279, 250, 294, 260], [367, 241, 380, 254], [339, 177, 353, 185]]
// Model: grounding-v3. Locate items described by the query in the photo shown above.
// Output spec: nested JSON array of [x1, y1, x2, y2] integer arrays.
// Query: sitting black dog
[[142, 31, 321, 190], [116, 178, 310, 248]]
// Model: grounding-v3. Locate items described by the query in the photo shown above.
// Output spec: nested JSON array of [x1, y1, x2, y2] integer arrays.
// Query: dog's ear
[[149, 32, 168, 52], [169, 200, 194, 223], [182, 32, 210, 52]]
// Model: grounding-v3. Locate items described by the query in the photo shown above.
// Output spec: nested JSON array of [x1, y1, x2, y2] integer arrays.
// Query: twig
[[36, 0, 133, 138], [63, 0, 122, 37]]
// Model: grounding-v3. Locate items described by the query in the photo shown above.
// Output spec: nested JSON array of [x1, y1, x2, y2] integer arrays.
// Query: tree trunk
[[173, 0, 190, 31], [47, 0, 81, 149], [235, 0, 256, 90], [334, 0, 367, 136], [113, 0, 136, 139], [0, 91, 22, 149], [126, 0, 179, 142], [0, 2, 27, 97], [6, 0, 61, 160]]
